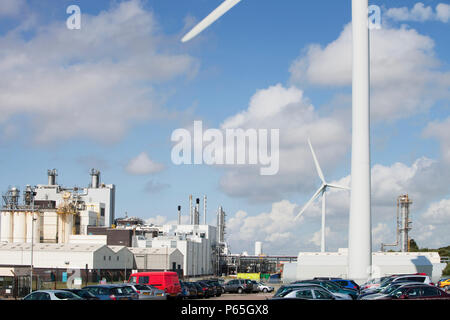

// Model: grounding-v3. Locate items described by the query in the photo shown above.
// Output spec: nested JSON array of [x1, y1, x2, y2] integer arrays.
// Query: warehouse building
[[128, 247, 183, 274]]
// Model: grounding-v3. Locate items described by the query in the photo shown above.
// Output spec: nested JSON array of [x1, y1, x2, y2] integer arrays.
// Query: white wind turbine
[[181, 0, 372, 283], [294, 139, 350, 253]]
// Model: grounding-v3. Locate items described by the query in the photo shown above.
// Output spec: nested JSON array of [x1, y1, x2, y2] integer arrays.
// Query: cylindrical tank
[[0, 212, 12, 242], [255, 241, 263, 256], [57, 214, 73, 244], [13, 212, 27, 243], [26, 212, 41, 244]]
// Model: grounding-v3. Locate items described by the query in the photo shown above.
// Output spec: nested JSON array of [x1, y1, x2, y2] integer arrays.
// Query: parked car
[[179, 281, 191, 299], [182, 282, 198, 299], [437, 277, 450, 291], [203, 280, 223, 296], [61, 288, 100, 300], [115, 284, 139, 300], [191, 281, 205, 299], [197, 281, 216, 298], [293, 280, 356, 300], [23, 290, 83, 300], [82, 285, 135, 300], [330, 279, 360, 291], [380, 284, 450, 300], [359, 282, 424, 300], [126, 283, 166, 300], [250, 281, 261, 293], [256, 282, 274, 293], [271, 284, 338, 300], [128, 271, 181, 298], [361, 274, 433, 295], [223, 279, 253, 294]]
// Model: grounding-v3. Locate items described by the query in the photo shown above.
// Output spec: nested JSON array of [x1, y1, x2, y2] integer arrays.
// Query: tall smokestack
[[203, 195, 207, 225], [90, 169, 100, 188], [48, 169, 58, 186], [195, 198, 200, 225], [178, 205, 182, 225]]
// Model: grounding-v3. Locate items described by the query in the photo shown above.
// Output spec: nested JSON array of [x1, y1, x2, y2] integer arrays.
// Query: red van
[[129, 272, 181, 298]]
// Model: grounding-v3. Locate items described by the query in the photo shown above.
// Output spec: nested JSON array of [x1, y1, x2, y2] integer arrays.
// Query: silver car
[[256, 282, 274, 293], [127, 283, 167, 300], [23, 290, 83, 300]]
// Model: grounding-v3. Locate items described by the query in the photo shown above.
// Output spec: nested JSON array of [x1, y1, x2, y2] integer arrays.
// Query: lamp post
[[30, 193, 36, 294]]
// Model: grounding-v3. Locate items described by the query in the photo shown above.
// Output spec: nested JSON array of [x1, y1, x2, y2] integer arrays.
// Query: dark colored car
[[82, 285, 135, 300], [330, 279, 360, 291], [196, 281, 214, 298], [191, 282, 205, 299], [183, 282, 198, 299], [223, 279, 253, 294], [271, 284, 337, 300], [293, 280, 358, 300], [197, 281, 215, 298], [203, 280, 223, 297], [180, 281, 196, 299], [380, 284, 450, 300], [62, 288, 100, 300]]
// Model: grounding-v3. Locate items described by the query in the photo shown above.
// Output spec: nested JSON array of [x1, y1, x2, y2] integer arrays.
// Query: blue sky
[[0, 0, 449, 255]]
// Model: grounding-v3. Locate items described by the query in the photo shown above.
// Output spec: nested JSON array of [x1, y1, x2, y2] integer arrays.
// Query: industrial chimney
[[178, 205, 182, 225], [90, 169, 100, 188], [203, 195, 207, 225], [47, 169, 58, 186], [194, 198, 200, 225]]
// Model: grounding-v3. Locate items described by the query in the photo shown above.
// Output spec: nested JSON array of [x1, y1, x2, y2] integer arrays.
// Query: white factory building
[[133, 224, 217, 277], [129, 247, 184, 271], [0, 243, 134, 270], [0, 169, 115, 245], [281, 249, 447, 284]]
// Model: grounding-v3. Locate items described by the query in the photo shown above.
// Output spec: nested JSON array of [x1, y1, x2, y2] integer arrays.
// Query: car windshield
[[319, 281, 340, 291], [379, 278, 394, 288], [121, 286, 135, 294], [54, 292, 82, 300], [381, 284, 402, 294]]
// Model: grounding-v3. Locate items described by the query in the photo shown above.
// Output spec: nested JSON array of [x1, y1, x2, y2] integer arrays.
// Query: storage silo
[[13, 211, 27, 243], [26, 212, 41, 243], [0, 212, 12, 242]]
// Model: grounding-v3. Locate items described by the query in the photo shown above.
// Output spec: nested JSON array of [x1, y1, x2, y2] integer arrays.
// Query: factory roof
[[128, 247, 180, 255], [0, 242, 107, 252]]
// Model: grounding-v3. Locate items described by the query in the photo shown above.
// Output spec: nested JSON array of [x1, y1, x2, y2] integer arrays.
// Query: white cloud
[[436, 3, 450, 23], [125, 152, 165, 175], [289, 23, 450, 121], [217, 84, 349, 202], [423, 117, 450, 164], [0, 0, 198, 144], [0, 0, 25, 17], [386, 2, 450, 23]]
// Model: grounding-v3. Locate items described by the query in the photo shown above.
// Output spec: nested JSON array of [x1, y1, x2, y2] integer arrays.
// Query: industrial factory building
[[128, 247, 183, 272], [0, 169, 115, 245]]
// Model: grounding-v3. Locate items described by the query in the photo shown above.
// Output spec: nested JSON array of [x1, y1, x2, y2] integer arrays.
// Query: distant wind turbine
[[181, 0, 372, 283], [294, 139, 350, 253]]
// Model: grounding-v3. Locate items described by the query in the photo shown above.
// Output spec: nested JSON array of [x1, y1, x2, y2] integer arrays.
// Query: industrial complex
[[0, 168, 447, 298]]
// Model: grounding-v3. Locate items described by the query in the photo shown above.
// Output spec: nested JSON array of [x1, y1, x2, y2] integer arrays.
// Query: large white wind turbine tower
[[181, 0, 372, 283], [294, 139, 350, 253]]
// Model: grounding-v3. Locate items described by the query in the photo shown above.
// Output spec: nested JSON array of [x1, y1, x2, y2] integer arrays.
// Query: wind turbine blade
[[181, 0, 242, 42], [308, 138, 326, 184], [327, 183, 351, 190], [294, 185, 325, 221]]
